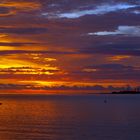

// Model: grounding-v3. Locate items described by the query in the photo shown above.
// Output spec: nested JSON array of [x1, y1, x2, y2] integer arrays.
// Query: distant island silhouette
[[112, 88, 140, 94]]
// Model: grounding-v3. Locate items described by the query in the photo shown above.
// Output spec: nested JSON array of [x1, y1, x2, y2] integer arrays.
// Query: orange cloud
[[0, 1, 41, 17], [108, 55, 131, 61], [0, 1, 41, 11]]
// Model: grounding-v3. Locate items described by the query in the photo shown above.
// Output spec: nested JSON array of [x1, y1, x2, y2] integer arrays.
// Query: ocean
[[0, 94, 140, 140]]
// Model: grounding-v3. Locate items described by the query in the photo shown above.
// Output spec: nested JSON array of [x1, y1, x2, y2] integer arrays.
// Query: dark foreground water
[[0, 94, 140, 140]]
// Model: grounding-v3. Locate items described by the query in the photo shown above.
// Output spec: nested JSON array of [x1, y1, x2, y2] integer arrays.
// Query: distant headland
[[111, 88, 140, 94]]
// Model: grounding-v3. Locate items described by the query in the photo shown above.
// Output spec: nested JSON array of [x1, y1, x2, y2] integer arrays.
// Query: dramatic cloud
[[0, 66, 60, 75], [42, 3, 138, 19], [0, 0, 140, 92], [88, 25, 140, 37]]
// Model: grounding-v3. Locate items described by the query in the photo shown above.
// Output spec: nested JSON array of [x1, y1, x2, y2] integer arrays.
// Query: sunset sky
[[0, 0, 140, 93]]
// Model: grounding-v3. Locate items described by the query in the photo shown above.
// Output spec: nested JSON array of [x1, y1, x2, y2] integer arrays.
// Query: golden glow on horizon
[[19, 80, 137, 87]]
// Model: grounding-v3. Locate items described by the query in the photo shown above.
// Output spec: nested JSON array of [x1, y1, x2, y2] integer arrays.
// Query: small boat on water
[[104, 99, 107, 103]]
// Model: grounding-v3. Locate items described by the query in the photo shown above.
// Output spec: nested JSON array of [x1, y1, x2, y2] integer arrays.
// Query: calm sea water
[[0, 94, 140, 140]]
